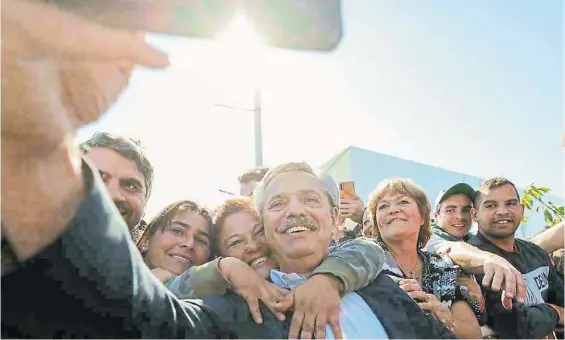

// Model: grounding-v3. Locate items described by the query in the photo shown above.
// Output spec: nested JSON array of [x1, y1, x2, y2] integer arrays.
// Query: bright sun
[[212, 10, 268, 106], [215, 10, 264, 50]]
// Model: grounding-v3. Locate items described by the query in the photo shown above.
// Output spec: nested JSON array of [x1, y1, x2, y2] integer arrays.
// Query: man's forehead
[[87, 147, 144, 180], [478, 184, 518, 200], [265, 171, 324, 198], [442, 194, 473, 206]]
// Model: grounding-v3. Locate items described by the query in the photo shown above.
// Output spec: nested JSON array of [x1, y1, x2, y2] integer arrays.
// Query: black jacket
[[201, 273, 456, 339], [2, 161, 218, 338], [469, 232, 564, 339]]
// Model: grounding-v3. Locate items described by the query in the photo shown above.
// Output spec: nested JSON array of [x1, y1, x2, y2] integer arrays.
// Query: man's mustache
[[276, 216, 318, 233]]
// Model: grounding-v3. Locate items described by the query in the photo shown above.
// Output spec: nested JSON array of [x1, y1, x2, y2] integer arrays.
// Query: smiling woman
[[139, 200, 213, 275], [212, 197, 278, 279], [367, 178, 484, 339]]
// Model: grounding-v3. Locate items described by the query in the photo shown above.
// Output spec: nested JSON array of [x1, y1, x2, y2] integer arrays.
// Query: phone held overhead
[[339, 181, 356, 200], [44, 0, 343, 51]]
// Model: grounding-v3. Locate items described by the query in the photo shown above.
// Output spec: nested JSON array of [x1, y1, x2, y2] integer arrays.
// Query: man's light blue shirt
[[270, 270, 389, 339]]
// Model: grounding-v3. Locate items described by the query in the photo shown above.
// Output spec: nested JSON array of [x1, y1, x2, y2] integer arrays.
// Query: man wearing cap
[[420, 182, 532, 330], [424, 183, 476, 254]]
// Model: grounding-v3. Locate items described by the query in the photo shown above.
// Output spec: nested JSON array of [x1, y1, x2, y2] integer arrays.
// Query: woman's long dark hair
[[137, 200, 213, 259]]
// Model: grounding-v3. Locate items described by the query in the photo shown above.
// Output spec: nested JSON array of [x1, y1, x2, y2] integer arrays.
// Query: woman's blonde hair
[[367, 178, 431, 249]]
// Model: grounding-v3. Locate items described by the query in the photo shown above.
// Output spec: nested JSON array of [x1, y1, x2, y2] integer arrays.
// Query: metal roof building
[[321, 146, 563, 238]]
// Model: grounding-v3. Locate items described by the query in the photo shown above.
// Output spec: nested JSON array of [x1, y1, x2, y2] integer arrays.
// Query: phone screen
[[339, 181, 356, 200], [46, 0, 343, 51]]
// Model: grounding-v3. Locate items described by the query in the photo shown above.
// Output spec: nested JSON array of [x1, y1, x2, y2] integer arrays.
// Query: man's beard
[[114, 201, 141, 230], [483, 222, 519, 239]]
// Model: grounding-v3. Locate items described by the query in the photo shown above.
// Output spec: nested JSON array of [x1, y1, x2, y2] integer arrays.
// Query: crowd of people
[[2, 1, 564, 339], [88, 132, 565, 339]]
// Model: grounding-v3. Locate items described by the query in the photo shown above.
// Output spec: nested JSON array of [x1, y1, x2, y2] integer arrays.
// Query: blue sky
[[78, 0, 564, 219]]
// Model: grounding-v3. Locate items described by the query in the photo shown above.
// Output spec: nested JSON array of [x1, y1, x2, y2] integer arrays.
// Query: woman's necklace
[[396, 259, 421, 280]]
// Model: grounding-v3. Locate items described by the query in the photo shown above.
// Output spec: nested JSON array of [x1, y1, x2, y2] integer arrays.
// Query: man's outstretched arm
[[2, 1, 218, 338], [529, 222, 564, 254], [435, 241, 526, 307], [315, 237, 384, 293], [2, 159, 221, 338]]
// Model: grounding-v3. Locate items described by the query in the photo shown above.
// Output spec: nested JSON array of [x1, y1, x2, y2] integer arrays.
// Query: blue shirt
[[270, 270, 389, 339]]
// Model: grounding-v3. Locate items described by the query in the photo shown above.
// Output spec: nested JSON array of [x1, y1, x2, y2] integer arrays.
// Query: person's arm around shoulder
[[314, 237, 385, 293], [422, 234, 452, 254], [164, 257, 231, 299], [270, 238, 385, 340], [436, 240, 526, 308]]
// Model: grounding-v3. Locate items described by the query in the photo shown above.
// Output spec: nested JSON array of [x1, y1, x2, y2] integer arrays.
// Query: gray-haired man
[[246, 162, 456, 339]]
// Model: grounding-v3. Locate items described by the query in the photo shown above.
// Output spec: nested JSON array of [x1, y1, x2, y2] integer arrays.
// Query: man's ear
[[471, 208, 478, 222], [331, 206, 340, 227]]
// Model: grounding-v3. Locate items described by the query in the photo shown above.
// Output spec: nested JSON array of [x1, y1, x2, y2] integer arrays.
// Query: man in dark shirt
[[469, 177, 564, 339]]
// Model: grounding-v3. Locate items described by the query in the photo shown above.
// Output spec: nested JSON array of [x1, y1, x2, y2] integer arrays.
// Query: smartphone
[[339, 181, 356, 200], [44, 0, 343, 51]]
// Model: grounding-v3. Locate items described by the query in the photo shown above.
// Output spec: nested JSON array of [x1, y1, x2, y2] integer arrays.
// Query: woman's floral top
[[377, 239, 486, 324]]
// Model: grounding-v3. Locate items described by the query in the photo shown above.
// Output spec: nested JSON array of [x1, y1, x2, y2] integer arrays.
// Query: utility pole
[[215, 86, 263, 167]]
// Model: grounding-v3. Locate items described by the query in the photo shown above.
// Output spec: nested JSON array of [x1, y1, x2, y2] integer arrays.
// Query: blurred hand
[[275, 274, 343, 340], [2, 0, 168, 156], [1, 0, 168, 260]]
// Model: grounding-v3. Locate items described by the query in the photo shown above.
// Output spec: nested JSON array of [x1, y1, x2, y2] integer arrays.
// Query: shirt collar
[[476, 231, 518, 253], [269, 270, 307, 289]]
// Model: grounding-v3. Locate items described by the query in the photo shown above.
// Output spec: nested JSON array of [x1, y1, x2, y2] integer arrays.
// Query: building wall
[[324, 146, 563, 238], [322, 150, 352, 184]]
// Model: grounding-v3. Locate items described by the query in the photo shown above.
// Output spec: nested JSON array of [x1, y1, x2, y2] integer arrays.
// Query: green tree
[[521, 184, 564, 226]]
